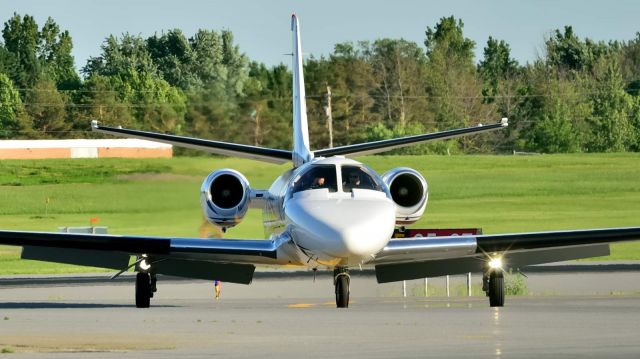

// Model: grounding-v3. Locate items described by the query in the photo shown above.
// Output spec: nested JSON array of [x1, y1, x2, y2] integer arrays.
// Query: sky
[[3, 0, 640, 72]]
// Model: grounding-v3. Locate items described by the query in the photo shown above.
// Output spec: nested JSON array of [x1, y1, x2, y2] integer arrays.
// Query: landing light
[[488, 257, 503, 269]]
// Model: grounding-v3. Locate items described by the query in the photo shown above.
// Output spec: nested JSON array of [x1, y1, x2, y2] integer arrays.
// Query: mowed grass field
[[1, 153, 639, 274]]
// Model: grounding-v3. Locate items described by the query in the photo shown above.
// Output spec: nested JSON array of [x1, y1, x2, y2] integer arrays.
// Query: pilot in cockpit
[[343, 171, 361, 192], [311, 176, 326, 189]]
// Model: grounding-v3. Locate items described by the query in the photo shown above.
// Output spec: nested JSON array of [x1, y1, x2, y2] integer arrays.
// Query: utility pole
[[250, 109, 261, 146], [324, 84, 333, 148]]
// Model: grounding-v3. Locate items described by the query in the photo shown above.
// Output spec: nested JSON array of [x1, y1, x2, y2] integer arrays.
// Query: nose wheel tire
[[488, 270, 505, 307], [135, 272, 152, 308], [335, 273, 350, 308]]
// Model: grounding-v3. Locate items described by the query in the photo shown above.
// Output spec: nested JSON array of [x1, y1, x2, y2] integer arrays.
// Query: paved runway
[[1, 271, 640, 358]]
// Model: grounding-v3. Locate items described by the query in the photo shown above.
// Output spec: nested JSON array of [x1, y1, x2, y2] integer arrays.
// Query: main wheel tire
[[135, 272, 151, 308], [489, 270, 505, 307], [335, 275, 350, 308]]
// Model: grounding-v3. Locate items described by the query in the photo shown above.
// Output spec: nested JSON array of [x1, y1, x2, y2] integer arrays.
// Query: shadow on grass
[[0, 302, 178, 309]]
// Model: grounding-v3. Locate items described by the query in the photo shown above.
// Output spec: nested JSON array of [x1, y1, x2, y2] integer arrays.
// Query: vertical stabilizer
[[291, 14, 313, 167]]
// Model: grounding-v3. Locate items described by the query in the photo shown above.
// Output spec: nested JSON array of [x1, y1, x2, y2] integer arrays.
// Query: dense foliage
[[1, 13, 639, 153]]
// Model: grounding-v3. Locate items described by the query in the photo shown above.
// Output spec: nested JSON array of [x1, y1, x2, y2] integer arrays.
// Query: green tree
[[478, 37, 523, 151], [2, 13, 40, 89], [37, 17, 80, 89], [121, 70, 186, 133], [146, 29, 198, 89], [296, 55, 331, 149], [367, 38, 428, 129], [527, 99, 581, 153], [478, 37, 519, 100], [359, 121, 455, 155], [2, 14, 79, 90], [183, 87, 237, 145], [327, 42, 377, 146], [584, 57, 633, 152], [620, 33, 640, 96], [0, 47, 20, 84], [630, 96, 640, 151], [545, 26, 586, 72], [220, 30, 250, 96], [545, 26, 616, 75], [425, 16, 475, 66], [308, 53, 376, 150], [145, 29, 250, 94], [424, 16, 495, 152], [0, 73, 27, 138], [23, 78, 69, 137], [83, 33, 157, 77], [516, 63, 590, 153], [238, 62, 291, 148], [70, 75, 135, 133], [235, 63, 291, 148]]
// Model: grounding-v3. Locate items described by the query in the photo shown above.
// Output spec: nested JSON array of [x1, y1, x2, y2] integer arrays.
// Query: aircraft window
[[341, 166, 383, 192], [292, 165, 338, 194]]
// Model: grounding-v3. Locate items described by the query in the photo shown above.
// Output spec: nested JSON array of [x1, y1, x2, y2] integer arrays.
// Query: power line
[[14, 90, 639, 103]]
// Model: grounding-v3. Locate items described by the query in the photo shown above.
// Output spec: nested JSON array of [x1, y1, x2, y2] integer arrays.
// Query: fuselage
[[262, 156, 397, 268]]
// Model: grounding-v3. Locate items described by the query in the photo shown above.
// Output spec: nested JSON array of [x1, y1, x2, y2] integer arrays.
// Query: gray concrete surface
[[1, 271, 640, 358]]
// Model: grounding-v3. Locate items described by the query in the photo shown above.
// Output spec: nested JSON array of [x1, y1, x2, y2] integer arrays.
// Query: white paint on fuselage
[[262, 157, 396, 267]]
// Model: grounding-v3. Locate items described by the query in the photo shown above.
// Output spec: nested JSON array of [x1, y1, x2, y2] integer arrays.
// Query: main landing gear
[[483, 269, 505, 307], [334, 267, 350, 308], [135, 270, 157, 308]]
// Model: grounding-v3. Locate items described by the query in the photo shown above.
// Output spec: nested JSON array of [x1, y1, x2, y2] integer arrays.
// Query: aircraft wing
[[0, 230, 292, 284], [372, 227, 640, 283], [91, 121, 292, 164], [314, 119, 508, 158]]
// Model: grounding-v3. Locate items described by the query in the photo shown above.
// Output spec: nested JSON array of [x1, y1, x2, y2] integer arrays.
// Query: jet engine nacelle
[[381, 167, 428, 225], [200, 169, 251, 228]]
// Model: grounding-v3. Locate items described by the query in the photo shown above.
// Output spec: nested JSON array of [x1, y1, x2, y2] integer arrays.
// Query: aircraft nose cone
[[286, 196, 396, 258]]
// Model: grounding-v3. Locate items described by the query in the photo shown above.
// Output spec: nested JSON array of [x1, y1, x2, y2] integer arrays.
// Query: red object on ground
[[393, 228, 482, 238]]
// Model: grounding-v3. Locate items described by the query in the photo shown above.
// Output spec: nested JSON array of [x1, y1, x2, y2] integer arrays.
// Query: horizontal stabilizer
[[314, 119, 508, 158], [91, 121, 292, 164]]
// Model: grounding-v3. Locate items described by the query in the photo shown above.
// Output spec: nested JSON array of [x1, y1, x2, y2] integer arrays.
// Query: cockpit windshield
[[341, 165, 384, 193], [292, 165, 338, 194]]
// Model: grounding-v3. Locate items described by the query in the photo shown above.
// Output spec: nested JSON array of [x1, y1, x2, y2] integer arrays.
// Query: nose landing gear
[[334, 267, 350, 308]]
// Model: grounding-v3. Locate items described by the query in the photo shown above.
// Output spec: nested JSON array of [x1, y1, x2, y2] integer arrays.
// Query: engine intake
[[382, 167, 428, 225], [200, 169, 251, 228]]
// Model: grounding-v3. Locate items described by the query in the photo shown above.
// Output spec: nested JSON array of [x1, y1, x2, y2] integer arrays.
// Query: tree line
[[1, 13, 639, 154]]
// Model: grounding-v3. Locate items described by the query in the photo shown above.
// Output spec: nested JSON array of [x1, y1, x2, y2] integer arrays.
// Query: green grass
[[1, 153, 639, 274], [0, 158, 171, 186]]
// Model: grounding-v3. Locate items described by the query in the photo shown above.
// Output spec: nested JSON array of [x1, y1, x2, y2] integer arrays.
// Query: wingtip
[[90, 120, 99, 130], [501, 117, 509, 127]]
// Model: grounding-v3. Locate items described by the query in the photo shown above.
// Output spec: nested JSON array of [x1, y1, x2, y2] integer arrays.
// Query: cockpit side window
[[292, 165, 338, 194], [341, 166, 383, 192]]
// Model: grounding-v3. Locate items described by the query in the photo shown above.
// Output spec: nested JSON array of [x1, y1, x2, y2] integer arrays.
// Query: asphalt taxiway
[[1, 269, 640, 358]]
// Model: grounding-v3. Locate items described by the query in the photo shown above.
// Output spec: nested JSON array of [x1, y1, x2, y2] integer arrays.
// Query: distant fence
[[0, 139, 172, 159]]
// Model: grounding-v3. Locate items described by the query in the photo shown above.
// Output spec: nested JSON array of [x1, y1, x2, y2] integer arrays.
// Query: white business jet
[[1, 15, 639, 308]]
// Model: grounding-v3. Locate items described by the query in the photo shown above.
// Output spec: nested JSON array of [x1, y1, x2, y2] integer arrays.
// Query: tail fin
[[291, 14, 313, 167]]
